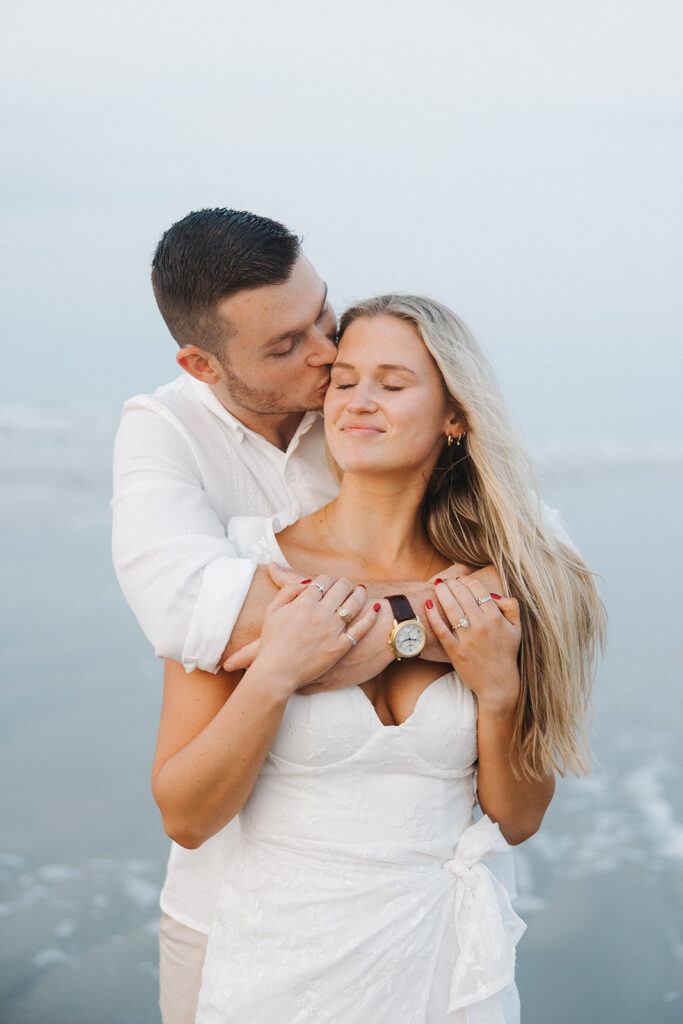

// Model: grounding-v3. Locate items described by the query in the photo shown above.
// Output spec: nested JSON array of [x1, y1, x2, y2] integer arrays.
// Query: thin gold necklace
[[323, 506, 439, 581]]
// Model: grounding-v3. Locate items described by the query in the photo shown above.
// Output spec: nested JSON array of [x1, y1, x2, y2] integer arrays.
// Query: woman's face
[[324, 314, 461, 478]]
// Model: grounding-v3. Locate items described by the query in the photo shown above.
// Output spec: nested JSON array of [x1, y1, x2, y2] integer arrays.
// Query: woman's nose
[[345, 384, 378, 412]]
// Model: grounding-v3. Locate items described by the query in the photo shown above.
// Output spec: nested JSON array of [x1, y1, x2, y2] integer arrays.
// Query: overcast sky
[[1, 0, 681, 445]]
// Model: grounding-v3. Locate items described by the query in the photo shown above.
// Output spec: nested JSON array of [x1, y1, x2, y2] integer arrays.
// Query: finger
[[320, 577, 357, 614], [267, 582, 311, 611], [332, 584, 368, 625], [223, 638, 260, 671], [456, 577, 501, 617], [267, 562, 305, 589], [444, 578, 482, 618], [423, 598, 460, 650], [433, 579, 469, 629], [466, 563, 503, 595], [339, 599, 381, 647], [299, 574, 338, 602], [492, 596, 521, 628]]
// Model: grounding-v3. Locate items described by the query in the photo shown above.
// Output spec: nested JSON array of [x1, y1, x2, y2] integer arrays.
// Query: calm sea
[[1, 406, 681, 1024]]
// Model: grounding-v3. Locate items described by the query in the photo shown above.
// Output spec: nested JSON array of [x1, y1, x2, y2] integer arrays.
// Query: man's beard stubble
[[218, 360, 327, 416]]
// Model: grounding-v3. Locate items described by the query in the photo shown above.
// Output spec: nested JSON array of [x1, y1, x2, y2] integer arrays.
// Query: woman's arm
[[425, 578, 554, 845], [152, 576, 378, 849]]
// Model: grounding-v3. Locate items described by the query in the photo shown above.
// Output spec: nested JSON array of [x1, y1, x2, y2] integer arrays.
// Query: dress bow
[[443, 815, 527, 1014]]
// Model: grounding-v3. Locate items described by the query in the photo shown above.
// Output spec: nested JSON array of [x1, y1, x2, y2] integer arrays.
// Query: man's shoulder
[[121, 373, 201, 416]]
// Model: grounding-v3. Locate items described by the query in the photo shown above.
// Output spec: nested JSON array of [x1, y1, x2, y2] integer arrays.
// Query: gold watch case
[[388, 617, 427, 660]]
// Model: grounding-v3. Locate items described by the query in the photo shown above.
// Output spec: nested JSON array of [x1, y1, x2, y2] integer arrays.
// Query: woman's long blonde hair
[[338, 295, 606, 781]]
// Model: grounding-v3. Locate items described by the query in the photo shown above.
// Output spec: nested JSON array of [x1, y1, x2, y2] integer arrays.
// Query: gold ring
[[336, 606, 353, 624]]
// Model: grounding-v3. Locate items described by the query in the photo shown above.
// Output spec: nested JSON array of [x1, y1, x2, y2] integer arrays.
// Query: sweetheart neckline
[[354, 671, 457, 730]]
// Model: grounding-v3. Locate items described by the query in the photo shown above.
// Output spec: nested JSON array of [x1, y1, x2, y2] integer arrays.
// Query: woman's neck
[[323, 472, 435, 580]]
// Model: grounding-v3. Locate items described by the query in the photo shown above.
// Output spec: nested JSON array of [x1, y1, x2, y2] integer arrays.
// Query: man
[[112, 208, 498, 1023]]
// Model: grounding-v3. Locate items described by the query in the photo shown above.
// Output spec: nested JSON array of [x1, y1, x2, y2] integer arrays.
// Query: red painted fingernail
[[425, 599, 434, 609], [373, 602, 381, 612], [455, 577, 461, 580], [491, 592, 502, 600], [434, 578, 444, 585], [358, 583, 367, 589], [300, 579, 312, 584]]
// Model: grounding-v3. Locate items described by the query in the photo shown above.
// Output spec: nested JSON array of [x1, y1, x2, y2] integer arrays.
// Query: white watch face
[[394, 621, 426, 657]]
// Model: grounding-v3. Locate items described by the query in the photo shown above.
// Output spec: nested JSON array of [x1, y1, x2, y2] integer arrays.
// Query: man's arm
[[112, 398, 257, 672]]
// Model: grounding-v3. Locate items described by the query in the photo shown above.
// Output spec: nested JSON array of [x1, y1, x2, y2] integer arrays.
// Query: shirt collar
[[189, 376, 322, 451]]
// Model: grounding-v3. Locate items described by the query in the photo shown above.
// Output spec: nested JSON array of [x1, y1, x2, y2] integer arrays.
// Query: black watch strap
[[386, 594, 416, 623]]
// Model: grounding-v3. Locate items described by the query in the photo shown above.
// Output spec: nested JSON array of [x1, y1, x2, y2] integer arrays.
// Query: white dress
[[196, 517, 526, 1024]]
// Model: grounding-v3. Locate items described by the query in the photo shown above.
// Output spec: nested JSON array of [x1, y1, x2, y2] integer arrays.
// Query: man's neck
[[210, 385, 306, 451]]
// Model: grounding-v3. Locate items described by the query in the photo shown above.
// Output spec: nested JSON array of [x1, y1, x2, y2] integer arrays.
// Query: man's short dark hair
[[151, 208, 301, 353]]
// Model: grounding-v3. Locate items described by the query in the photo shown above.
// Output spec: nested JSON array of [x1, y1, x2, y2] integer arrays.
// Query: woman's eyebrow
[[332, 362, 417, 376]]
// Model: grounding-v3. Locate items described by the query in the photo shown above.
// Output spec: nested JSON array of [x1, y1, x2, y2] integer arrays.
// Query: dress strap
[[442, 816, 526, 1016]]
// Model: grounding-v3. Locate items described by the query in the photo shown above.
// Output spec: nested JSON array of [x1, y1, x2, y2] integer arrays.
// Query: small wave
[[531, 435, 683, 474], [0, 404, 119, 438]]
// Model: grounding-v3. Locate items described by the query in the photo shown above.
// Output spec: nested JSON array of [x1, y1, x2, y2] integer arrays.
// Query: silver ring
[[476, 594, 493, 606], [336, 606, 353, 624], [343, 630, 357, 646], [454, 617, 470, 630], [310, 582, 326, 596]]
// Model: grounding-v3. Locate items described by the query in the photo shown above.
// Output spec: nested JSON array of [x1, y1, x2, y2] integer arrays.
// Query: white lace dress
[[195, 516, 526, 1024]]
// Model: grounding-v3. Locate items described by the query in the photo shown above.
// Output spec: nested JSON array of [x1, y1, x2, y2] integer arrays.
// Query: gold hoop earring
[[446, 434, 453, 447]]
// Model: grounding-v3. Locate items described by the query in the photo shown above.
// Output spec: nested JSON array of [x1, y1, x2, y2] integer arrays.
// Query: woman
[[152, 295, 605, 1023]]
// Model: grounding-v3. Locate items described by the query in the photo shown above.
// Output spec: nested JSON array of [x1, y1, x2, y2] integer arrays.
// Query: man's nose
[[306, 329, 338, 366]]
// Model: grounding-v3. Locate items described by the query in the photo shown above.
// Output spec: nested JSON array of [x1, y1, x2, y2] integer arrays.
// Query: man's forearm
[[220, 565, 280, 664]]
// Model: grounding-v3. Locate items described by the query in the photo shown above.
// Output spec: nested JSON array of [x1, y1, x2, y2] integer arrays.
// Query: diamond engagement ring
[[336, 606, 353, 624], [476, 594, 493, 606], [343, 630, 358, 646], [454, 617, 470, 629], [310, 582, 327, 596]]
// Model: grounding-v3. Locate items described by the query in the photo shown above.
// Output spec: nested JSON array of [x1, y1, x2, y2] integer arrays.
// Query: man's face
[[211, 256, 338, 415]]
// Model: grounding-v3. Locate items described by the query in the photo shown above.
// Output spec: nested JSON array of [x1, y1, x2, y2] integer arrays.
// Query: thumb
[[268, 561, 303, 589], [223, 638, 260, 672]]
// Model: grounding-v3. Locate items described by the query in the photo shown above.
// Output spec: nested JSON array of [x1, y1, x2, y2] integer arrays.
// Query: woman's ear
[[444, 408, 468, 441], [176, 346, 223, 385]]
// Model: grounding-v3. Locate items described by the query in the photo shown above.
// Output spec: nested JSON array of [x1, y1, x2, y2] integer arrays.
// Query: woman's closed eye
[[332, 379, 405, 391]]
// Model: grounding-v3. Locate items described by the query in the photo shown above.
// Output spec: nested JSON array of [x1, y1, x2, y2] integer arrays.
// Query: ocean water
[[1, 406, 681, 1024]]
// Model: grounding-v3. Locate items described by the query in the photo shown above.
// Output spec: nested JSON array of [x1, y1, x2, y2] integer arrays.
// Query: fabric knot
[[442, 816, 526, 1014]]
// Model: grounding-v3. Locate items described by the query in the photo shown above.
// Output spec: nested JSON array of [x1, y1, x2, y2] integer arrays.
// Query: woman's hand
[[424, 577, 522, 714], [248, 571, 380, 696]]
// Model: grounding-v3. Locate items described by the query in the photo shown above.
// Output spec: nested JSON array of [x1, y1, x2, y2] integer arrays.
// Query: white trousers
[[159, 912, 209, 1024]]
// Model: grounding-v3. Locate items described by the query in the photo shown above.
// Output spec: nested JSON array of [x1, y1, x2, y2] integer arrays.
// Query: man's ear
[[176, 346, 223, 385]]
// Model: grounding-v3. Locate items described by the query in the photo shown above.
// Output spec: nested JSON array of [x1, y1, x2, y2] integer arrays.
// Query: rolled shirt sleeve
[[111, 399, 257, 672]]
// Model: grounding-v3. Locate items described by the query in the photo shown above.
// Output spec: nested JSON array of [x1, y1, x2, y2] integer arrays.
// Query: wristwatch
[[386, 594, 427, 660]]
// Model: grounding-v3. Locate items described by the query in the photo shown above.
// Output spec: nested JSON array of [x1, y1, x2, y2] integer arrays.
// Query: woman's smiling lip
[[341, 423, 384, 436]]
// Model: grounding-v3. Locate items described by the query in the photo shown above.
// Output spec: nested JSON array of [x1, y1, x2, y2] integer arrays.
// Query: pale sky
[[1, 0, 681, 444]]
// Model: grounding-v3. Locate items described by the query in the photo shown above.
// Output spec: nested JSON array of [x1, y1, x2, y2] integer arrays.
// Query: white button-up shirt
[[111, 374, 339, 672]]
